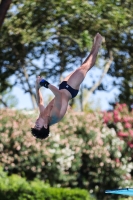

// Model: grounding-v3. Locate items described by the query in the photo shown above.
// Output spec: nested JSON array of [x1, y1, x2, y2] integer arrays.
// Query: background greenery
[[0, 167, 92, 200], [0, 0, 133, 109], [0, 0, 133, 200], [0, 104, 133, 199]]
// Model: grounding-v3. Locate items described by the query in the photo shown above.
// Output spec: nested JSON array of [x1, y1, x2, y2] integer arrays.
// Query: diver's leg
[[66, 33, 102, 90], [63, 71, 75, 82]]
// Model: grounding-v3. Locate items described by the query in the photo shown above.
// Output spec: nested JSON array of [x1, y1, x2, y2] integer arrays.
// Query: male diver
[[31, 33, 103, 139]]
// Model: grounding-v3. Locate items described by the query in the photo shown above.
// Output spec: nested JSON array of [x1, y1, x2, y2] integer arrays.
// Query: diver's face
[[34, 117, 44, 130]]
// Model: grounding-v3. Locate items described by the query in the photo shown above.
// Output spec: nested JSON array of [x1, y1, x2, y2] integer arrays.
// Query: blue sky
[[10, 67, 120, 111]]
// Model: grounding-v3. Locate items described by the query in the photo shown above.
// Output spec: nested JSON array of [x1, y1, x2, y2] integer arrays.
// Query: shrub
[[0, 168, 92, 200], [103, 103, 133, 146], [1, 107, 133, 199]]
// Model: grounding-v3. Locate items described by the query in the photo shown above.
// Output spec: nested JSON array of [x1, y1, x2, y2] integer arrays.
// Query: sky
[[10, 67, 120, 111]]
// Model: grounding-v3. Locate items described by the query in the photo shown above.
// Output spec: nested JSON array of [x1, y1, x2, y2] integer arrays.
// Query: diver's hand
[[40, 79, 49, 88], [36, 76, 43, 89]]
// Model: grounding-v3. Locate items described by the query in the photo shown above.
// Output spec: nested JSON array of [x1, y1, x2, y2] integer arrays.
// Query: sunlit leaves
[[0, 0, 133, 107]]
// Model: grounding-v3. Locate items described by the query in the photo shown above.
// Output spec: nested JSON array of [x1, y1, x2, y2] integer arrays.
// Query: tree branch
[[21, 63, 37, 109], [83, 51, 113, 107], [52, 35, 79, 46], [0, 95, 8, 107]]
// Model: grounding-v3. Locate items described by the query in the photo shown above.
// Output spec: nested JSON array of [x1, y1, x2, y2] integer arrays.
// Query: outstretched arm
[[37, 76, 61, 97], [36, 86, 43, 106], [37, 76, 62, 110], [48, 84, 62, 109], [35, 81, 44, 113], [48, 84, 61, 97]]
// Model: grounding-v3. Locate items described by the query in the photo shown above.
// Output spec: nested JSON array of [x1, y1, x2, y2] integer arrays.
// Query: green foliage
[[119, 198, 133, 200], [0, 88, 18, 108], [0, 167, 91, 200], [0, 0, 133, 107], [1, 106, 133, 199]]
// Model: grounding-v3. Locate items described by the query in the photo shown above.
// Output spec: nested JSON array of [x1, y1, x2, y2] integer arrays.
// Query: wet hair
[[31, 125, 50, 139]]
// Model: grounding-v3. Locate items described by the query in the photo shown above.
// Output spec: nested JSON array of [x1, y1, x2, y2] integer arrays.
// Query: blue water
[[105, 188, 133, 196]]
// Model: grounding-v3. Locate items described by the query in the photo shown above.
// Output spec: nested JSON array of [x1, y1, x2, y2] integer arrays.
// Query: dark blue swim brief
[[59, 81, 79, 99]]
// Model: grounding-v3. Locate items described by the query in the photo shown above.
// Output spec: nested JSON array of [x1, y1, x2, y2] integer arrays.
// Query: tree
[[0, 88, 18, 108], [0, 0, 12, 28], [1, 0, 133, 109]]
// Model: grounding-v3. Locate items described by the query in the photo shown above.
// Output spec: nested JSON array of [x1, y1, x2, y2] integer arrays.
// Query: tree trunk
[[83, 51, 113, 108], [21, 64, 37, 110], [0, 0, 12, 28], [79, 84, 83, 111], [79, 56, 84, 111], [0, 95, 8, 107]]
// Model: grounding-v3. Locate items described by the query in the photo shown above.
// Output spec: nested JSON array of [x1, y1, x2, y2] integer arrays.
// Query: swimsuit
[[59, 81, 79, 99]]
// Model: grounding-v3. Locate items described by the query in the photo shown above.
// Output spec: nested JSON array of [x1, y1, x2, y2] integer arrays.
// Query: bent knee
[[78, 65, 88, 75]]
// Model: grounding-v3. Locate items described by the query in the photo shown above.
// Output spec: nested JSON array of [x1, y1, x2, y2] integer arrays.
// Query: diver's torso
[[49, 89, 71, 126]]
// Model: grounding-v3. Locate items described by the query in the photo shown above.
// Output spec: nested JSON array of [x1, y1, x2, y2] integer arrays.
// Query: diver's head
[[31, 117, 49, 139]]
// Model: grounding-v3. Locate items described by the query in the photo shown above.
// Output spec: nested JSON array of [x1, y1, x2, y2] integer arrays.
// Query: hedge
[[1, 106, 133, 199], [0, 168, 93, 200]]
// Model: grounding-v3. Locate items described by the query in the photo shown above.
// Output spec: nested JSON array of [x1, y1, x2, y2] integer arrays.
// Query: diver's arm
[[39, 77, 62, 110], [35, 78, 44, 113], [48, 84, 61, 97], [35, 86, 43, 106]]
